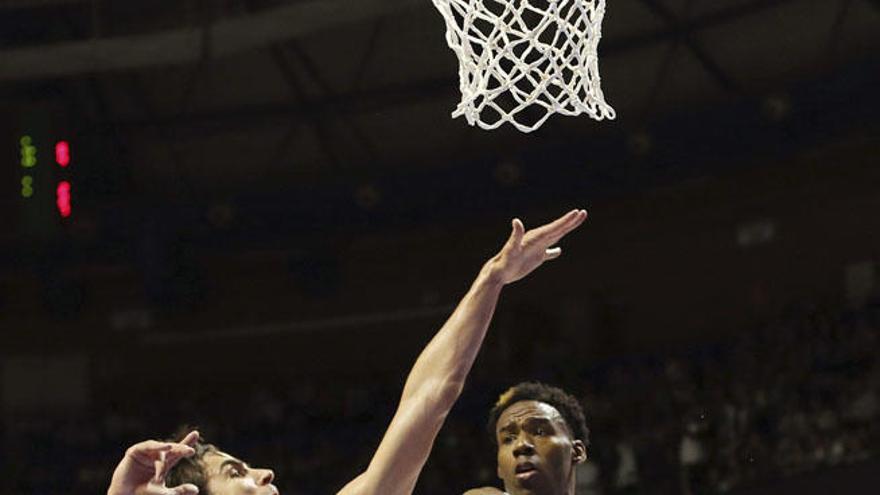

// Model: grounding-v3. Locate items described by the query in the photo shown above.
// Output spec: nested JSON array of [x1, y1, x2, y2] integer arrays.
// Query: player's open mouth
[[515, 463, 538, 480]]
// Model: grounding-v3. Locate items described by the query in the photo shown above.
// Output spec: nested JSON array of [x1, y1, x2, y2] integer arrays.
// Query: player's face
[[495, 400, 585, 495], [202, 451, 279, 495]]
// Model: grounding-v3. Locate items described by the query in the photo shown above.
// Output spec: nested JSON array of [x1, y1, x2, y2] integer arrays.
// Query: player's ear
[[572, 439, 587, 464]]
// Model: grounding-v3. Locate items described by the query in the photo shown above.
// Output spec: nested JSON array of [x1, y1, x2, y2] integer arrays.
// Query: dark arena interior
[[1, 1, 879, 494]]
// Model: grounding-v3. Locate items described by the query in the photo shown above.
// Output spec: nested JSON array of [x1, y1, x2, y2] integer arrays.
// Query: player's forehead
[[496, 400, 564, 431]]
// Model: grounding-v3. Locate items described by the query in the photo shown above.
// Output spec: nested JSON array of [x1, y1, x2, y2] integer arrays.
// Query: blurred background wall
[[1, 1, 878, 494]]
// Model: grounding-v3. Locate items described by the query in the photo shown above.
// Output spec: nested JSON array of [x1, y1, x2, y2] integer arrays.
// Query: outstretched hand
[[487, 209, 587, 285], [107, 431, 200, 495]]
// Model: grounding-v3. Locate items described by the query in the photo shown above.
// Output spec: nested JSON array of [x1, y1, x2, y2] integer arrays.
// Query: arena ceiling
[[1, 0, 878, 199]]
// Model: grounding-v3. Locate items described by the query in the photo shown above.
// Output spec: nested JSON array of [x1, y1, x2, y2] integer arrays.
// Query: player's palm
[[108, 432, 200, 495], [492, 209, 587, 285]]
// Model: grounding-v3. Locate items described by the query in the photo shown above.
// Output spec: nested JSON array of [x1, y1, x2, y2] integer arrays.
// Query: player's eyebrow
[[219, 458, 248, 473], [522, 416, 556, 430], [497, 421, 519, 434], [524, 416, 554, 426]]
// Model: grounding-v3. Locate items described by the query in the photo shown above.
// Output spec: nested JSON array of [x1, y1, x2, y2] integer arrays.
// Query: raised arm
[[338, 209, 588, 495]]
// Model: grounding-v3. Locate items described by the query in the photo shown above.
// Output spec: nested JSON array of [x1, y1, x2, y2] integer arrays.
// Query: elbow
[[433, 377, 466, 411], [411, 376, 465, 415]]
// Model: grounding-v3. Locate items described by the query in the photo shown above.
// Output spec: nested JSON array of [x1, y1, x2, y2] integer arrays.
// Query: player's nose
[[513, 436, 535, 457], [253, 468, 274, 485]]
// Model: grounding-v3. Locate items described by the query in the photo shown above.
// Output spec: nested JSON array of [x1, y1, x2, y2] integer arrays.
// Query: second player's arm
[[337, 209, 588, 495]]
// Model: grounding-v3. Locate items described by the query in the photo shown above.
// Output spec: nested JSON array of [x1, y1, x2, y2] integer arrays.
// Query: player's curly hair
[[487, 381, 589, 446], [165, 427, 217, 495]]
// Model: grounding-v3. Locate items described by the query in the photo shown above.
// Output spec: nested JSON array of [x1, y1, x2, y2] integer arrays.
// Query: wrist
[[479, 258, 506, 288]]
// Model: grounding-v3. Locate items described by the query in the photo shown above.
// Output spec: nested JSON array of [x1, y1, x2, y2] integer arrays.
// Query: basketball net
[[432, 0, 616, 132]]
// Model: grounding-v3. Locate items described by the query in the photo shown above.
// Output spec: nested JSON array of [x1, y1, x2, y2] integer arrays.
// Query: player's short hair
[[165, 427, 217, 495], [487, 381, 589, 446]]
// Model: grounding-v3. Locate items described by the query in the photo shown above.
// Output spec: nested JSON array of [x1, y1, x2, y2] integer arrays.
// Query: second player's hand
[[107, 431, 201, 495], [486, 209, 587, 285]]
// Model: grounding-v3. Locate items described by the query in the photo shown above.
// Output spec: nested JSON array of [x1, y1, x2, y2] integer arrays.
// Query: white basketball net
[[432, 0, 616, 132]]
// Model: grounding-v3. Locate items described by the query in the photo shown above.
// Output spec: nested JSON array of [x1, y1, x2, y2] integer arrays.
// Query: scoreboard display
[[19, 136, 73, 217], [5, 103, 75, 240]]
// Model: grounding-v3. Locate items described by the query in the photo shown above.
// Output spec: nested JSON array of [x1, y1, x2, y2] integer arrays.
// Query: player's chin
[[511, 471, 546, 492]]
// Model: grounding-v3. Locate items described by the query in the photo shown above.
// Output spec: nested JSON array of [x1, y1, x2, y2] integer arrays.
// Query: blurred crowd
[[2, 299, 878, 495], [574, 300, 879, 495]]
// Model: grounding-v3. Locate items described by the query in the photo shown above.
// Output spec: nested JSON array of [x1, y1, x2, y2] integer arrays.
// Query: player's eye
[[228, 466, 245, 478]]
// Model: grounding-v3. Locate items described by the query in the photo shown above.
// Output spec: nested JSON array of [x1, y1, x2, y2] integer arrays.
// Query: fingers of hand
[[163, 431, 197, 469], [167, 442, 196, 461], [154, 450, 174, 484], [544, 209, 582, 233], [162, 450, 191, 476], [507, 218, 525, 247], [529, 211, 576, 241], [554, 209, 586, 234], [153, 458, 164, 484], [179, 431, 200, 448], [129, 442, 174, 466], [132, 435, 195, 469], [556, 210, 587, 241], [545, 247, 562, 260], [132, 441, 174, 457], [535, 209, 587, 245]]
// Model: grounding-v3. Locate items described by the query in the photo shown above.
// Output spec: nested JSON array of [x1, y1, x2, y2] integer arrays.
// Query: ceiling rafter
[[351, 18, 387, 93], [270, 44, 344, 170], [94, 1, 811, 133], [104, 77, 455, 132], [0, 0, 88, 8], [0, 0, 421, 82], [123, 72, 198, 198], [606, 0, 800, 54], [56, 4, 131, 164], [175, 2, 216, 117], [632, 0, 699, 126], [285, 42, 381, 167], [826, 0, 855, 63], [635, 0, 740, 93]]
